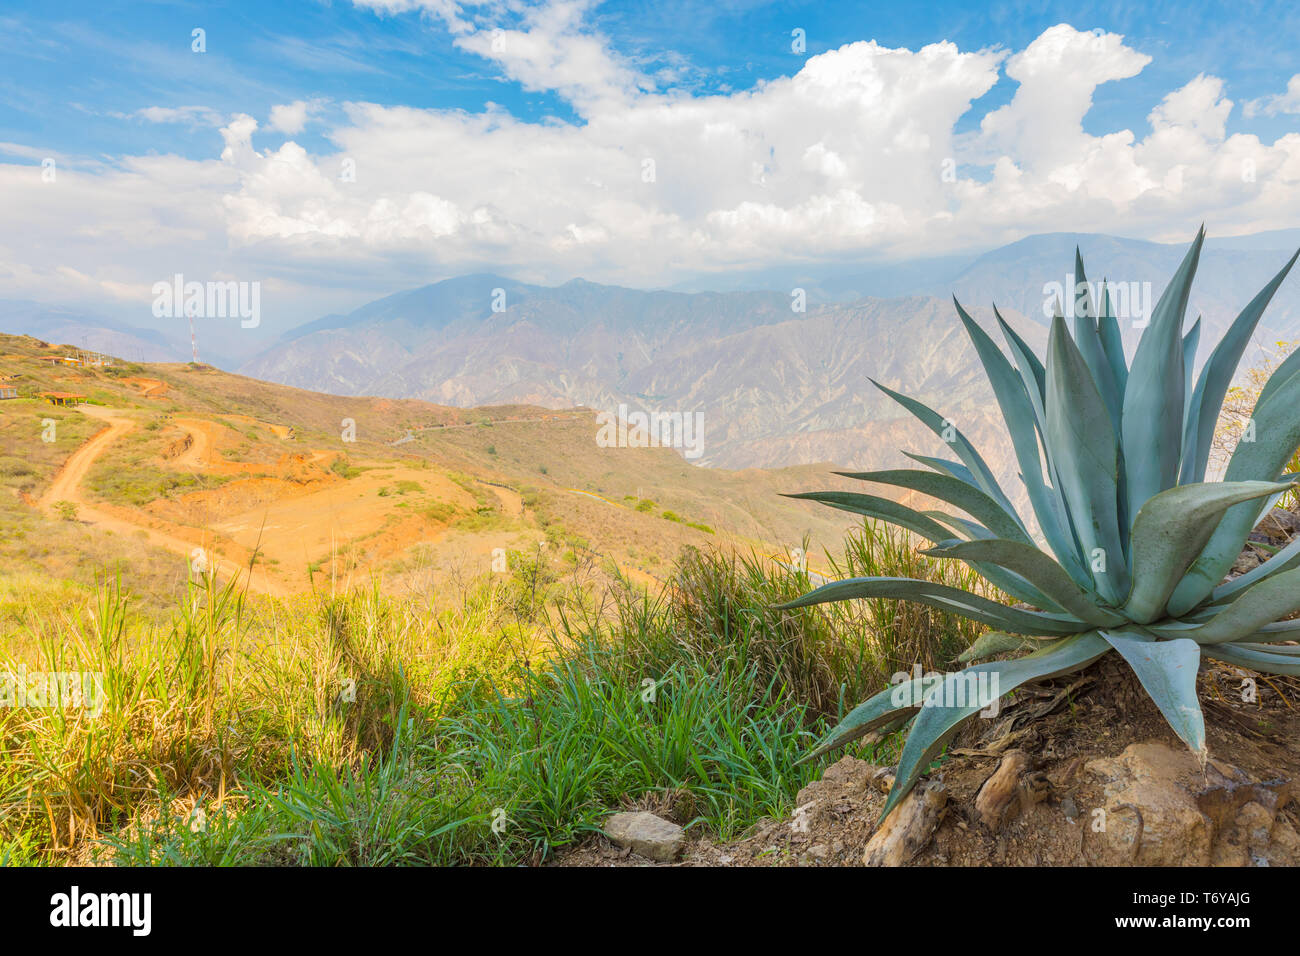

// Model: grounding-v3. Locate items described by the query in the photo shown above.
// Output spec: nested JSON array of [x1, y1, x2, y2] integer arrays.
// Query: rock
[[1239, 802, 1275, 851], [975, 750, 1044, 833], [1061, 794, 1080, 823], [1085, 743, 1214, 865], [1231, 550, 1262, 574], [1267, 818, 1300, 862], [602, 811, 685, 862], [793, 755, 879, 834], [1084, 742, 1299, 867], [1257, 507, 1300, 539], [870, 766, 896, 794], [862, 779, 948, 866], [807, 754, 876, 793]]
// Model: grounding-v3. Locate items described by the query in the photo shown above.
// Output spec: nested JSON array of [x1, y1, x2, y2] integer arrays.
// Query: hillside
[[0, 333, 868, 606], [236, 276, 1035, 479]]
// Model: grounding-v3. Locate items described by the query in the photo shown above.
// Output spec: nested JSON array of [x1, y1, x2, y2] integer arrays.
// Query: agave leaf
[[1121, 480, 1294, 622], [902, 452, 981, 487], [1168, 359, 1300, 615], [954, 300, 1087, 580], [798, 679, 927, 764], [1201, 643, 1300, 676], [1212, 531, 1300, 602], [1181, 249, 1300, 484], [833, 468, 1031, 544], [776, 576, 1090, 637], [1071, 251, 1122, 432], [957, 630, 1047, 663], [1232, 641, 1300, 655], [881, 631, 1110, 820], [952, 300, 1050, 511], [1257, 340, 1300, 409], [1122, 227, 1204, 518], [913, 524, 1068, 611], [921, 538, 1126, 627], [1045, 313, 1129, 604], [1182, 316, 1201, 428], [885, 511, 1064, 609], [1095, 280, 1129, 401], [1154, 566, 1300, 644], [779, 497, 1046, 605], [781, 491, 952, 543], [780, 492, 1067, 608], [994, 308, 1047, 406], [871, 378, 1017, 517], [924, 511, 996, 540], [1100, 630, 1205, 755]]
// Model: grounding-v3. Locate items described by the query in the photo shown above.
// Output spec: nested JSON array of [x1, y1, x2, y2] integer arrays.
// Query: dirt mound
[[556, 658, 1300, 866], [162, 432, 193, 460], [124, 377, 169, 398]]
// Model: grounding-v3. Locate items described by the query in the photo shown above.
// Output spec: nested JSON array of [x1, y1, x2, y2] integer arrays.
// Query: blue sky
[[5, 1, 1298, 162], [1, 0, 1298, 347]]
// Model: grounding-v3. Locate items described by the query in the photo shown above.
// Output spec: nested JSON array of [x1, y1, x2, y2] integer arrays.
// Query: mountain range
[[8, 229, 1300, 478]]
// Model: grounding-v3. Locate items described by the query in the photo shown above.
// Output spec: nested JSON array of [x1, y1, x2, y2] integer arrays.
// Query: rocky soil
[[557, 657, 1300, 867]]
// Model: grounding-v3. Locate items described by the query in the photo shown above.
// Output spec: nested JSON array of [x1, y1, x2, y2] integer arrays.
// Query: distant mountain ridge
[[8, 229, 1298, 479], [236, 229, 1300, 477]]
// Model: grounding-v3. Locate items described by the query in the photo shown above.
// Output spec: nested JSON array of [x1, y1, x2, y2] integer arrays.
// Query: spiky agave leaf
[[785, 232, 1300, 820]]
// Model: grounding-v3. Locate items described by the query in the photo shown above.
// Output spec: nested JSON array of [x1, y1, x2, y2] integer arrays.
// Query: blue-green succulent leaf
[[954, 300, 1086, 577], [1169, 358, 1300, 615], [1095, 280, 1129, 401], [1180, 248, 1300, 483], [1100, 630, 1205, 755], [871, 378, 1017, 517], [776, 576, 1090, 636], [1212, 531, 1300, 602], [1121, 227, 1204, 517], [1122, 480, 1294, 622], [902, 452, 980, 487], [1155, 566, 1300, 644], [833, 469, 1031, 544], [781, 491, 953, 543], [1182, 316, 1201, 429], [1201, 643, 1300, 676], [921, 538, 1125, 627], [1071, 251, 1122, 433], [881, 631, 1109, 820], [797, 679, 927, 764], [1045, 313, 1129, 604]]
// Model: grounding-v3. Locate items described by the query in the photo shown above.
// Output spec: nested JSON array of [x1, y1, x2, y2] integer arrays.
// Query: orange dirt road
[[39, 406, 289, 597]]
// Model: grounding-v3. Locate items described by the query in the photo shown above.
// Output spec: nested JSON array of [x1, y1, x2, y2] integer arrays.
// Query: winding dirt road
[[39, 406, 288, 597]]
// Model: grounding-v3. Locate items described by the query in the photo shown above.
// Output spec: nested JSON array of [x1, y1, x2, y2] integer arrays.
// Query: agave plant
[[782, 227, 1300, 821]]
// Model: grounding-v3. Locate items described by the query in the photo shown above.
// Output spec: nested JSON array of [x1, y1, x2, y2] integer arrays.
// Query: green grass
[[0, 520, 989, 866]]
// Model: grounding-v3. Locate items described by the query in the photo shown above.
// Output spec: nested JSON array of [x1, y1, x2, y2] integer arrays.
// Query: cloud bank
[[2, 3, 1299, 331]]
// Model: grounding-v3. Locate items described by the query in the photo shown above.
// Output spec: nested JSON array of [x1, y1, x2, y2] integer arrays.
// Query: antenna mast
[[187, 306, 199, 363]]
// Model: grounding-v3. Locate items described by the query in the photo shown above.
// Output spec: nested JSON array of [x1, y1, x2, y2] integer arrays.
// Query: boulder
[[1084, 742, 1297, 866], [602, 811, 685, 862]]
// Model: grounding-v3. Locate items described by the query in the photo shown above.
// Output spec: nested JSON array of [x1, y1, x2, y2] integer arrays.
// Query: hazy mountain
[[941, 232, 1300, 341], [239, 274, 1040, 478], [0, 300, 187, 363], [238, 229, 1300, 477]]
